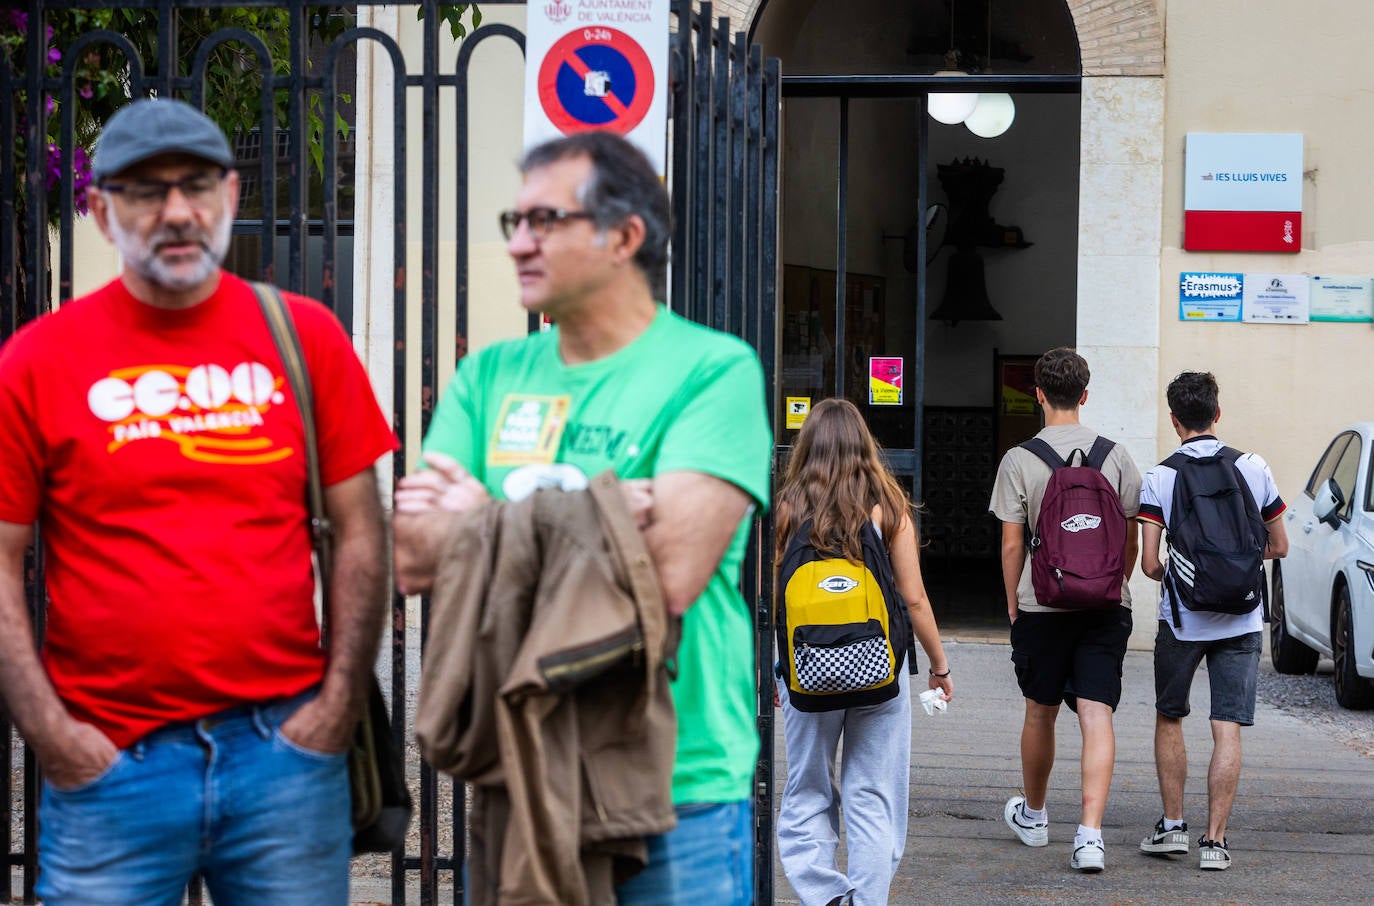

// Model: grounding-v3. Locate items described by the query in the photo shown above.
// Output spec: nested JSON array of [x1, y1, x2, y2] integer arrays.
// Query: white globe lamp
[[964, 93, 1015, 138], [927, 69, 978, 125], [928, 91, 978, 125]]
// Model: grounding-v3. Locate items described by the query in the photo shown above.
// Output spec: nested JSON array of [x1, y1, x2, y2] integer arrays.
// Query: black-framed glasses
[[99, 170, 228, 212], [498, 207, 596, 241]]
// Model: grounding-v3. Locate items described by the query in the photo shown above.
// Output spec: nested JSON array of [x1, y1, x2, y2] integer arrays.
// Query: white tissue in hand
[[919, 688, 948, 716]]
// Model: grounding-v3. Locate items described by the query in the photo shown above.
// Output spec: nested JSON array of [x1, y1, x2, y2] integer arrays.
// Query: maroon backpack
[[1020, 436, 1127, 609]]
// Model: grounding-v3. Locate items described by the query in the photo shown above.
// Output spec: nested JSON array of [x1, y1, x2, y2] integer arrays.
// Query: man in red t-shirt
[[0, 99, 395, 905]]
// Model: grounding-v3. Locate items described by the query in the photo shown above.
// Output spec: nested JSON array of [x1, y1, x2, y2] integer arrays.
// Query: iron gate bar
[[284, 2, 307, 292], [668, 0, 693, 318], [692, 3, 713, 328], [189, 27, 278, 286], [22, 547, 43, 906], [727, 30, 746, 341], [1, 718, 8, 902], [743, 42, 762, 353], [913, 96, 930, 502], [418, 6, 442, 899], [834, 95, 848, 400], [757, 57, 782, 906], [24, 0, 45, 325], [710, 15, 729, 335], [2, 3, 782, 903], [21, 0, 44, 858], [55, 30, 142, 304], [455, 21, 528, 364], [322, 30, 351, 325], [344, 23, 414, 905], [449, 19, 528, 906], [1, 50, 14, 340]]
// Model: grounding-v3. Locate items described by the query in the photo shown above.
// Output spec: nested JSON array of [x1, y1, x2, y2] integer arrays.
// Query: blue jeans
[[615, 799, 753, 906], [37, 688, 351, 906]]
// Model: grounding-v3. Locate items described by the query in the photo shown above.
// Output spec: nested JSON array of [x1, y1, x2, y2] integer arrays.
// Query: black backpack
[[1162, 447, 1267, 628], [1019, 437, 1128, 609], [775, 520, 917, 712]]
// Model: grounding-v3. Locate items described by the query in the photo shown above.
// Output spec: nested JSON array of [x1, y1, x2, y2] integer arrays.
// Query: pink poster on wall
[[869, 357, 902, 406]]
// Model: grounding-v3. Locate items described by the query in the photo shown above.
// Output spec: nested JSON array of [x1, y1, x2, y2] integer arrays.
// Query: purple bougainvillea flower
[[45, 144, 61, 192], [45, 144, 95, 215], [79, 83, 93, 100]]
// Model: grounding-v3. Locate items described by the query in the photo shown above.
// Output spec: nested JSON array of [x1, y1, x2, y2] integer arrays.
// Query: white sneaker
[[1140, 817, 1190, 855], [1198, 836, 1231, 871], [1003, 795, 1049, 847], [1070, 839, 1105, 873]]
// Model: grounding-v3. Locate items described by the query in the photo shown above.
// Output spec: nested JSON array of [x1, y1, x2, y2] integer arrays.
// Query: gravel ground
[[1256, 655, 1374, 760]]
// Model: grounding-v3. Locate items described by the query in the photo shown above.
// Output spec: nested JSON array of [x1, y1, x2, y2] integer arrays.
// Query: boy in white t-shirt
[[1137, 372, 1289, 872]]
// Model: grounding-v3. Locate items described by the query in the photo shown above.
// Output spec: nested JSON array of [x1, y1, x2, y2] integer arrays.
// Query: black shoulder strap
[[860, 520, 919, 672], [1162, 450, 1192, 472], [783, 519, 815, 562], [1085, 436, 1116, 471], [1019, 437, 1066, 472], [1164, 446, 1243, 471], [1165, 569, 1183, 629]]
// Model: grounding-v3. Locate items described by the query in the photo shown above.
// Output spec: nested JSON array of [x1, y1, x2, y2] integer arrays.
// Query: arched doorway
[[755, 0, 1085, 627]]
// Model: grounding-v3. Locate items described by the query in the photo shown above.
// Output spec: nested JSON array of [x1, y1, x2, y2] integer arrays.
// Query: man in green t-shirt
[[394, 132, 771, 906]]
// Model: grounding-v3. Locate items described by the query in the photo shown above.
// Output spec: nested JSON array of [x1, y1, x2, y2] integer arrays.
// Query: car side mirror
[[1312, 478, 1346, 528]]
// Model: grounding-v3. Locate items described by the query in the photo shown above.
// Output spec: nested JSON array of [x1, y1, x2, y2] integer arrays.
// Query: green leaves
[[4, 4, 482, 224], [416, 4, 482, 41]]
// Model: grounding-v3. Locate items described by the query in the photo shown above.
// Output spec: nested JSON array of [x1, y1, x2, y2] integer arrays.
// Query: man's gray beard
[[109, 211, 232, 292]]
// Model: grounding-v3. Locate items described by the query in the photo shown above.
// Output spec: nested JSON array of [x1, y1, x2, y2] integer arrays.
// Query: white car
[[1270, 422, 1374, 709]]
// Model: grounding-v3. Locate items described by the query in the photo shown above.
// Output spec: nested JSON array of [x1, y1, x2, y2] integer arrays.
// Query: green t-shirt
[[423, 305, 773, 804]]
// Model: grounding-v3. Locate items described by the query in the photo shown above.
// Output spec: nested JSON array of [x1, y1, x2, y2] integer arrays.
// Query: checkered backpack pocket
[[775, 521, 915, 712], [793, 621, 892, 693]]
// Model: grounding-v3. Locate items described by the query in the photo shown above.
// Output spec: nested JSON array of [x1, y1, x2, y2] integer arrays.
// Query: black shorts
[[1010, 607, 1133, 711]]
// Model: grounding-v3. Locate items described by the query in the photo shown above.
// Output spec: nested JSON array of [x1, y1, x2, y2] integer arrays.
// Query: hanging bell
[[930, 247, 1002, 324]]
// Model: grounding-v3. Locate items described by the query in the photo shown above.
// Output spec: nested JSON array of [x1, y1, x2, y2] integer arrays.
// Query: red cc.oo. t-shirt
[[0, 272, 396, 748]]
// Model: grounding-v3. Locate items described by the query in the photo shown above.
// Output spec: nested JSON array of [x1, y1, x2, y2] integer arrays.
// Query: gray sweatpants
[[775, 669, 911, 906]]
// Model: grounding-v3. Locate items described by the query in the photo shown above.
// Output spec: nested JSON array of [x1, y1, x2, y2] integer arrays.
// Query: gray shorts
[[1154, 622, 1262, 725]]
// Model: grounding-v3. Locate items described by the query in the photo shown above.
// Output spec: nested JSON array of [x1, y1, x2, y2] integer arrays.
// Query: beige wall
[[356, 4, 530, 466], [1159, 0, 1374, 496], [60, 220, 121, 302]]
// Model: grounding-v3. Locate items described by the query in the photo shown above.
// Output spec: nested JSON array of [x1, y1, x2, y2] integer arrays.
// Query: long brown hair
[[774, 398, 913, 564]]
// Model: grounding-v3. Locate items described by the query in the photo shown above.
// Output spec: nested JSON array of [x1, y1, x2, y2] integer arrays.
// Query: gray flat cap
[[92, 98, 235, 182]]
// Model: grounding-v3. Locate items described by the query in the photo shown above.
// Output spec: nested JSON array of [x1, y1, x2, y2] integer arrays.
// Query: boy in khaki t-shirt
[[987, 347, 1141, 875]]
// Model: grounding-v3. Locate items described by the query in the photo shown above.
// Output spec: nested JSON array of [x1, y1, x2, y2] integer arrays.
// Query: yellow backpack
[[776, 520, 916, 712]]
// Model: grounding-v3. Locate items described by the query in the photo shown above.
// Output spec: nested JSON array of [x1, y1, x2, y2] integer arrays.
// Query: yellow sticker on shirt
[[489, 394, 570, 466]]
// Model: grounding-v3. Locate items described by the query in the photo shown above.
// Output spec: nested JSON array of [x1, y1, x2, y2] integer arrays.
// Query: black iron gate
[[2, 1, 780, 903]]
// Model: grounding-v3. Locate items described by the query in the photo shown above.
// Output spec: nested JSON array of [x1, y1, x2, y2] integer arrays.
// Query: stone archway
[[730, 0, 1163, 76], [741, 0, 1167, 640], [1066, 0, 1164, 76], [737, 0, 1164, 457]]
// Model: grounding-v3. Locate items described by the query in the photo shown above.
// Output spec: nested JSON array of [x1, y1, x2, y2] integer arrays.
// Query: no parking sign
[[524, 1, 669, 175]]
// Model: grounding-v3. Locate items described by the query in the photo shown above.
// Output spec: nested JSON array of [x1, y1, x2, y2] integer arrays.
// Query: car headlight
[[1358, 560, 1374, 594]]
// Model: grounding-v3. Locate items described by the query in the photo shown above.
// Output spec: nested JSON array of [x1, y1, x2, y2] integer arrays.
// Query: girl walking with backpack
[[773, 398, 953, 906]]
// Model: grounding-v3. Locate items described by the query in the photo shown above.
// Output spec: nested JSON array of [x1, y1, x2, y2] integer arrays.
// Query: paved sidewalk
[[772, 638, 1374, 905]]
